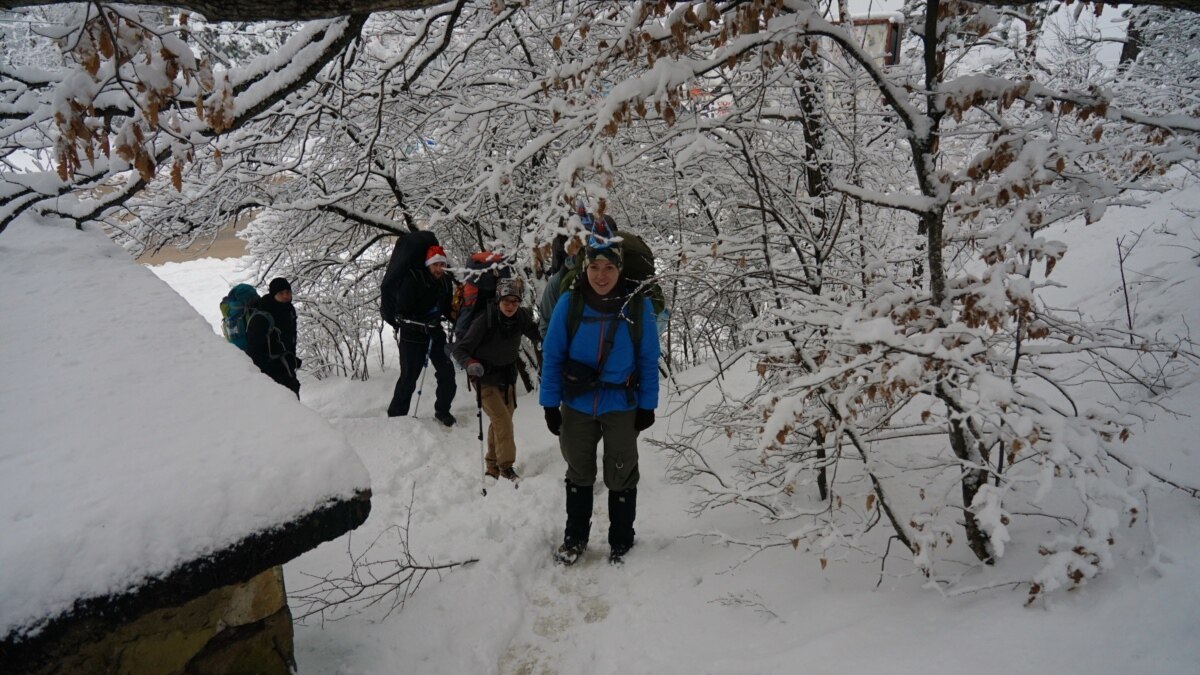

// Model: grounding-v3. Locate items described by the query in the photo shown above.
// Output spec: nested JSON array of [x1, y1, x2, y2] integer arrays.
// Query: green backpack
[[558, 231, 666, 319], [219, 284, 260, 352]]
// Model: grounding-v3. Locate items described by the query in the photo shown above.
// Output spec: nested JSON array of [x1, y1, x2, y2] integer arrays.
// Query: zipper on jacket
[[591, 318, 608, 416]]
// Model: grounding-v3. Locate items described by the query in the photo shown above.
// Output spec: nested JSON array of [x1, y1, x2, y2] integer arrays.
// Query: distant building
[[851, 13, 904, 67]]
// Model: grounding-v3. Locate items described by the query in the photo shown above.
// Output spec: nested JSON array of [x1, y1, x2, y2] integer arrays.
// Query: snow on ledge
[[0, 221, 370, 640]]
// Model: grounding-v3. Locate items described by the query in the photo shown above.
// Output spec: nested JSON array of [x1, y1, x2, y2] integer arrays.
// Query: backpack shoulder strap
[[566, 288, 586, 343], [567, 282, 646, 345], [485, 302, 497, 331], [627, 296, 643, 347], [249, 306, 282, 354], [623, 286, 643, 366]]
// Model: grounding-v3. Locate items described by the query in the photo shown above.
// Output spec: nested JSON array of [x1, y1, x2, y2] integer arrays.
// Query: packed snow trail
[[288, 373, 722, 674]]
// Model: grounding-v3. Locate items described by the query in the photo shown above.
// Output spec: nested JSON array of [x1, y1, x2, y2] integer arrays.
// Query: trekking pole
[[477, 383, 487, 496], [413, 342, 431, 418]]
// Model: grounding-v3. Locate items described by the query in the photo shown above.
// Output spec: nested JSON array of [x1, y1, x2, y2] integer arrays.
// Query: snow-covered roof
[[0, 222, 371, 644]]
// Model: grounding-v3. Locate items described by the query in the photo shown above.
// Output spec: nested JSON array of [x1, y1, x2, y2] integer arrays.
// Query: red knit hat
[[424, 245, 449, 267]]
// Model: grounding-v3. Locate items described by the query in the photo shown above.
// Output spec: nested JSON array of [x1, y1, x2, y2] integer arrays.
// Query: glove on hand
[[466, 360, 485, 378], [544, 407, 562, 436], [634, 408, 656, 432]]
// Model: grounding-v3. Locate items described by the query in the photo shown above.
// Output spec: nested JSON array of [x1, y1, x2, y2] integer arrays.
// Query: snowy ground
[[149, 190, 1200, 674]]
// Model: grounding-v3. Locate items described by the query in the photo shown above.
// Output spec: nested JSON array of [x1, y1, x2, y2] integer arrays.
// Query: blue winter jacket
[[539, 291, 660, 416]]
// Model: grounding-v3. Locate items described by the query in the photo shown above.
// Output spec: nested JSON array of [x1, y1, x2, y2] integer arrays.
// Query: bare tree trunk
[[917, 0, 993, 563], [944, 406, 995, 563], [1120, 7, 1148, 65], [813, 429, 829, 502], [797, 43, 832, 497]]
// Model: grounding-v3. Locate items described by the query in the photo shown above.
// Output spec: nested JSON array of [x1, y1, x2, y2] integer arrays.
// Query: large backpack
[[380, 230, 440, 328], [219, 283, 260, 351], [558, 231, 666, 317], [452, 251, 516, 341]]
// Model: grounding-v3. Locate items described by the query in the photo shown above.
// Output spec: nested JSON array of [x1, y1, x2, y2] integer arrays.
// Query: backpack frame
[[452, 251, 516, 341]]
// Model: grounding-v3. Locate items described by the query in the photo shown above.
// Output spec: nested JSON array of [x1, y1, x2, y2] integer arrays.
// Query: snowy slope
[[146, 185, 1200, 675], [0, 222, 370, 640]]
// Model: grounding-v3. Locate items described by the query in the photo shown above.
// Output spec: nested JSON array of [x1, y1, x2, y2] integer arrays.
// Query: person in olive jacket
[[452, 278, 541, 481], [387, 245, 458, 426], [246, 277, 301, 397]]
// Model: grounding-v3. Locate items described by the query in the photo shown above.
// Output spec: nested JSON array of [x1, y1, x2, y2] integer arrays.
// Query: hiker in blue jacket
[[540, 238, 659, 565]]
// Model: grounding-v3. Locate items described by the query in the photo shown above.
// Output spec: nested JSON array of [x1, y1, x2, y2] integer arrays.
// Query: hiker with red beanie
[[385, 244, 458, 426]]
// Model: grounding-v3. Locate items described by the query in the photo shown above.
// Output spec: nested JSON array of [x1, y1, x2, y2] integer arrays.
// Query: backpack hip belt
[[400, 317, 441, 330]]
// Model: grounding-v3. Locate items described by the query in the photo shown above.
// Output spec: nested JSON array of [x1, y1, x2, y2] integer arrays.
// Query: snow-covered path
[[293, 376, 716, 674], [289, 371, 1200, 675]]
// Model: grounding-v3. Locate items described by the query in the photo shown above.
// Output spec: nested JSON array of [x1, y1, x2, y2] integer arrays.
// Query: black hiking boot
[[485, 466, 500, 479], [434, 411, 456, 427], [500, 466, 520, 481], [608, 488, 637, 566], [555, 481, 593, 566], [609, 541, 634, 565], [554, 539, 588, 566]]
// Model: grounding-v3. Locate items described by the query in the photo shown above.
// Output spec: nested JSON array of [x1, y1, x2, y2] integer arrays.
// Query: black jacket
[[246, 295, 299, 385], [395, 268, 454, 343], [452, 303, 540, 387]]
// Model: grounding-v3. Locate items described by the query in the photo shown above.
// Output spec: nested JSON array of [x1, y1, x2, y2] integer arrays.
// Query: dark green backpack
[[558, 231, 666, 318]]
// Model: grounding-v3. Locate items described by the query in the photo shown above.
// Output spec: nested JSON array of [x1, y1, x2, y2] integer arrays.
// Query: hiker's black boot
[[434, 411, 456, 427], [554, 481, 592, 566], [608, 488, 637, 565]]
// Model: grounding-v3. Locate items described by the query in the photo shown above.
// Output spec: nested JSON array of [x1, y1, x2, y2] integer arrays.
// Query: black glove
[[634, 408, 655, 432], [544, 407, 562, 436]]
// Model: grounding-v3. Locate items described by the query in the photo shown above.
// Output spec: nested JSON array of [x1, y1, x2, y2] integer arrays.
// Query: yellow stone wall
[[32, 566, 294, 675]]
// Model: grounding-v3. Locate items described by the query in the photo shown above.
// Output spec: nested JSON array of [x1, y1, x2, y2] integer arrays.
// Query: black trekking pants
[[388, 329, 456, 417], [258, 359, 300, 399]]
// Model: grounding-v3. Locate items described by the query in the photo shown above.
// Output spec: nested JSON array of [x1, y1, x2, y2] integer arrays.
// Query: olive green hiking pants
[[558, 406, 639, 491]]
